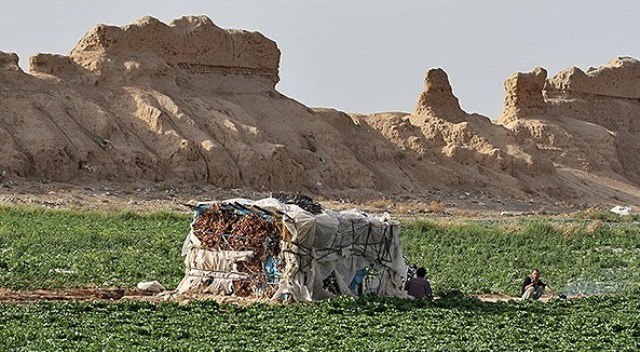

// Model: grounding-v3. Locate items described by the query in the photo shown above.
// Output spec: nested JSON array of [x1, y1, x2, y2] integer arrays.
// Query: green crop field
[[0, 207, 190, 290], [1, 296, 639, 351], [2, 207, 639, 296], [2, 206, 640, 351], [401, 219, 640, 296]]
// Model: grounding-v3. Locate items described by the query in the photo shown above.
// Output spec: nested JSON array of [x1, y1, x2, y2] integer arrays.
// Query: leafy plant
[[1, 296, 639, 351], [0, 207, 190, 289], [401, 218, 640, 295]]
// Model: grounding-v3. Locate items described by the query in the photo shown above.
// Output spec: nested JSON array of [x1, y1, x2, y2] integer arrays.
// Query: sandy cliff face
[[498, 57, 640, 202], [31, 16, 280, 86], [0, 16, 418, 197], [358, 68, 561, 200], [2, 16, 640, 204]]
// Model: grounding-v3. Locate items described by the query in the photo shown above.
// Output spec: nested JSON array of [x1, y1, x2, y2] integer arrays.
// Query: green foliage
[[401, 219, 640, 296], [1, 296, 639, 351], [0, 207, 190, 289], [2, 207, 640, 350], [2, 206, 640, 299]]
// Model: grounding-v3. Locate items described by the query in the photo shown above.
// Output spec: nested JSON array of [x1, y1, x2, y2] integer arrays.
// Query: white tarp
[[610, 205, 633, 216], [176, 197, 409, 301]]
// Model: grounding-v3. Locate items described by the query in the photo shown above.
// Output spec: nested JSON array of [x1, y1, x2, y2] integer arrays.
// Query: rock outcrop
[[358, 68, 558, 199], [413, 68, 466, 123], [0, 52, 22, 72], [0, 16, 419, 198], [546, 57, 640, 99], [29, 16, 280, 87], [2, 16, 640, 205], [499, 67, 547, 123], [498, 57, 640, 197]]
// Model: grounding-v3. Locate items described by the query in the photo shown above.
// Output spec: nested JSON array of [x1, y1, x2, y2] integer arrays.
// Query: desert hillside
[[1, 15, 640, 207]]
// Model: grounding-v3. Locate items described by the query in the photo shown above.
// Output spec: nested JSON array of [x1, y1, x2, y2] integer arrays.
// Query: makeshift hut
[[176, 197, 409, 301]]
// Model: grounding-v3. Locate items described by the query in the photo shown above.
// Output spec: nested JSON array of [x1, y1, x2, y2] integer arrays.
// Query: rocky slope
[[497, 57, 640, 204], [0, 16, 397, 197], [1, 15, 640, 206]]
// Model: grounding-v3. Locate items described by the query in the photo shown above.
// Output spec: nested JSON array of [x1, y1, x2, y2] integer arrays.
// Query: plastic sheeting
[[610, 205, 633, 216], [176, 198, 410, 301]]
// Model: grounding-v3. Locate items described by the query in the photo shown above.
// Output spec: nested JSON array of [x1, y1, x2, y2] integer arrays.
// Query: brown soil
[[0, 287, 278, 305], [0, 288, 575, 305], [0, 179, 576, 218]]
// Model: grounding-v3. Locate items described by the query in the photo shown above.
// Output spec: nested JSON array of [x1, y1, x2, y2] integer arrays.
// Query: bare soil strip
[[0, 288, 277, 305], [1, 288, 568, 305], [0, 287, 171, 304]]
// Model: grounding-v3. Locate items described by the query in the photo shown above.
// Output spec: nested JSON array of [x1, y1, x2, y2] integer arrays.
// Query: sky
[[1, 0, 639, 118]]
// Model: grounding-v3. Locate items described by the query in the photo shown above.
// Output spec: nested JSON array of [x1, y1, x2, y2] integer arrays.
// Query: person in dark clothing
[[407, 267, 433, 299], [521, 269, 554, 300]]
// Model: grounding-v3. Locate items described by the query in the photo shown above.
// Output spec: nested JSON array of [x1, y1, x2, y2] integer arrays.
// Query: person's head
[[531, 269, 540, 280], [417, 267, 426, 278]]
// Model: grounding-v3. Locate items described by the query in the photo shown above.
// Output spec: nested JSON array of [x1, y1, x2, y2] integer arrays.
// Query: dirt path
[[0, 288, 570, 305], [0, 288, 279, 305], [0, 287, 153, 304], [0, 179, 573, 217], [474, 294, 556, 302]]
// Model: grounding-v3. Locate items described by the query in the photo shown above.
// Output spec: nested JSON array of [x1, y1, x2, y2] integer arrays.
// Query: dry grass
[[554, 223, 583, 237], [586, 219, 604, 235], [503, 225, 525, 234], [448, 208, 480, 217], [426, 200, 446, 214], [367, 198, 394, 209]]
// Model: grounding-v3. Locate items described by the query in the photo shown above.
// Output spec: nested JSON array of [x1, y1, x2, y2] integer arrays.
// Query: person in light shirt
[[521, 268, 554, 300]]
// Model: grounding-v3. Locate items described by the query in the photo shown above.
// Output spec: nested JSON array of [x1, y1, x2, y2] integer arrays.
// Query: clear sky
[[1, 0, 639, 118]]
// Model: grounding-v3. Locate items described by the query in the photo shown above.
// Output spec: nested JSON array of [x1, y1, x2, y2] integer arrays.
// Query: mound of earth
[[1, 15, 640, 208], [353, 68, 561, 201], [498, 57, 640, 205], [0, 16, 398, 199]]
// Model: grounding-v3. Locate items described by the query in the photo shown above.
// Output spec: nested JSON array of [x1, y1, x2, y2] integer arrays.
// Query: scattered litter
[[50, 268, 75, 275], [137, 281, 165, 294], [610, 205, 632, 216]]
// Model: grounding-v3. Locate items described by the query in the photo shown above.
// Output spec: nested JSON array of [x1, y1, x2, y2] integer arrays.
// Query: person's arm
[[538, 280, 554, 296], [521, 277, 532, 295], [424, 280, 433, 299]]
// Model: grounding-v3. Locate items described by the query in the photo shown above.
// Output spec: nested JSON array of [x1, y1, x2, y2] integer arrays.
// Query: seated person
[[521, 268, 553, 300], [407, 267, 433, 299]]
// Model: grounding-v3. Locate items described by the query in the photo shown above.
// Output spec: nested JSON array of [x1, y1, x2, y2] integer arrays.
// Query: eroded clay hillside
[[1, 15, 421, 198], [497, 59, 640, 201], [1, 15, 640, 205]]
